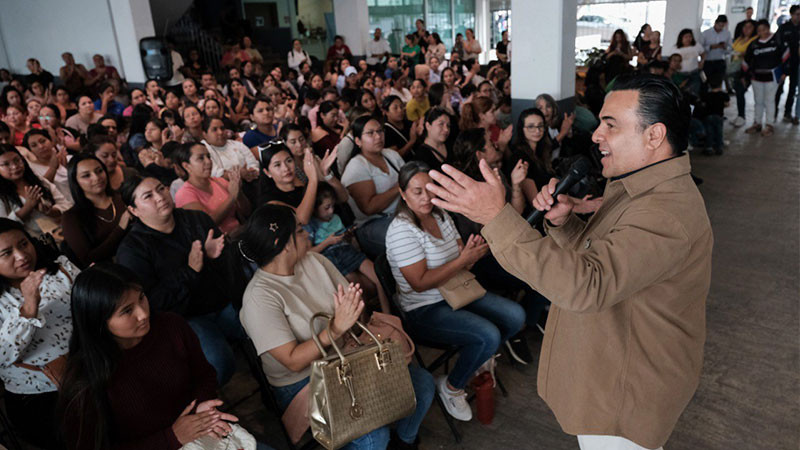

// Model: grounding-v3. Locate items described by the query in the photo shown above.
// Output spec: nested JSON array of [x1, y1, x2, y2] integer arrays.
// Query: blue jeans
[[734, 73, 748, 119], [703, 115, 724, 151], [404, 293, 525, 389], [396, 366, 435, 444], [188, 303, 245, 386], [272, 376, 390, 450], [355, 215, 393, 260], [689, 118, 706, 147]]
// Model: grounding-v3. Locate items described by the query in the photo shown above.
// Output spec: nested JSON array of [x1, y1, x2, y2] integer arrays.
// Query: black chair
[[373, 253, 463, 443], [240, 338, 318, 450]]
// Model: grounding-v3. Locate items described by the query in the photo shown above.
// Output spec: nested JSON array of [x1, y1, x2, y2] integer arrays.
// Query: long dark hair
[[676, 29, 696, 48], [451, 128, 487, 180], [59, 263, 144, 450], [0, 86, 22, 110], [420, 106, 451, 142], [0, 144, 55, 211], [394, 161, 442, 230], [633, 24, 651, 51], [237, 204, 297, 266], [66, 153, 114, 240], [609, 29, 631, 53], [510, 108, 553, 174], [128, 104, 154, 139], [0, 218, 59, 294]]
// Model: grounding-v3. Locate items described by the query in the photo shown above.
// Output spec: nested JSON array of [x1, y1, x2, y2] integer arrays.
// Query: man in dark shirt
[[700, 77, 730, 155], [775, 5, 800, 122], [496, 30, 510, 64], [24, 58, 54, 90]]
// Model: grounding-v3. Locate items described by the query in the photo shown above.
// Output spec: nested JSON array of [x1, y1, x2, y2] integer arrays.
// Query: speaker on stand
[[139, 37, 172, 81]]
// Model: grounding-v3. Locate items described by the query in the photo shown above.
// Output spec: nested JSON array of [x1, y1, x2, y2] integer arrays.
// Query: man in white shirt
[[700, 15, 732, 89], [366, 28, 392, 70]]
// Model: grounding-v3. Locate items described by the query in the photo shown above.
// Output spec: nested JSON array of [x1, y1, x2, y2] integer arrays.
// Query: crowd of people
[[0, 8, 796, 450]]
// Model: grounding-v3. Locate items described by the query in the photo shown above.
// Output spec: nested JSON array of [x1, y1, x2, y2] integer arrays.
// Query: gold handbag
[[438, 270, 486, 310], [308, 313, 416, 450]]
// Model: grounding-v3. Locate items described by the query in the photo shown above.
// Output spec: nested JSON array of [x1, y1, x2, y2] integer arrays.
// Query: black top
[[702, 91, 730, 117], [259, 180, 305, 207], [496, 41, 508, 56], [25, 70, 55, 88], [744, 34, 789, 82], [384, 121, 410, 155], [115, 209, 247, 316], [777, 20, 800, 62], [506, 146, 555, 191], [413, 143, 449, 172]]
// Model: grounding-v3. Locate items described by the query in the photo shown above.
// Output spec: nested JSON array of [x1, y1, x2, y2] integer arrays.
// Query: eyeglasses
[[524, 124, 546, 131], [362, 128, 384, 137], [38, 115, 53, 121]]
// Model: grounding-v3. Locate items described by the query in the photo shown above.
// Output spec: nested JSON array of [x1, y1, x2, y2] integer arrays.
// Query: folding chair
[[240, 338, 318, 450], [373, 253, 463, 443]]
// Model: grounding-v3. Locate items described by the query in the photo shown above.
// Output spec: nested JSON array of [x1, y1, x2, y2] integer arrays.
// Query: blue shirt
[[701, 27, 731, 61], [94, 99, 125, 116], [304, 214, 345, 246], [242, 127, 277, 149]]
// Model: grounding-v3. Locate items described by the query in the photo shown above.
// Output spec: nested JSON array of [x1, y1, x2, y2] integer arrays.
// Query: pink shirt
[[175, 177, 240, 233]]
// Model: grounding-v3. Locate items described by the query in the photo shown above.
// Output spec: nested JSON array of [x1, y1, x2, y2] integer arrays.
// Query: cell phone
[[335, 225, 357, 236]]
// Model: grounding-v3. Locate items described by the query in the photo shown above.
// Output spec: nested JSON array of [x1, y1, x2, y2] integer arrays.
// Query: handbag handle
[[309, 312, 384, 364]]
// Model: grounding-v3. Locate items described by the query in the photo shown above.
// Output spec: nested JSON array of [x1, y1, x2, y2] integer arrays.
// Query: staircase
[[167, 10, 224, 72]]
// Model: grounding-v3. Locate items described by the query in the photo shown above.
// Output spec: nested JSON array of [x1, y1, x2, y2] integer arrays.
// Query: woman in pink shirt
[[173, 143, 250, 234]]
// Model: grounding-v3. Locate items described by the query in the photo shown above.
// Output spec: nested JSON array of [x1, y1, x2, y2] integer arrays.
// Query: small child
[[304, 183, 390, 313], [701, 77, 730, 155]]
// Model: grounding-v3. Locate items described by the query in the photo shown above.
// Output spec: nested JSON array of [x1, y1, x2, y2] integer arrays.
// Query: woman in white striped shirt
[[385, 161, 524, 423]]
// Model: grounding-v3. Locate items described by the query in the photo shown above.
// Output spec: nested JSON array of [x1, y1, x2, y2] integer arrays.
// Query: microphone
[[526, 156, 593, 226]]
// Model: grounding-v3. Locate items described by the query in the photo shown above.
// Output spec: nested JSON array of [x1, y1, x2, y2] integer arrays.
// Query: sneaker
[[505, 332, 533, 365], [744, 124, 762, 134], [388, 431, 419, 450], [793, 118, 799, 126], [761, 125, 774, 136], [732, 116, 745, 127], [782, 115, 793, 123], [436, 376, 472, 421]]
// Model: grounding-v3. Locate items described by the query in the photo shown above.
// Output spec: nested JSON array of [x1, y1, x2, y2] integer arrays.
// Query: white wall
[[0, 0, 154, 83], [242, 0, 295, 29], [333, 0, 369, 55], [664, 0, 703, 51]]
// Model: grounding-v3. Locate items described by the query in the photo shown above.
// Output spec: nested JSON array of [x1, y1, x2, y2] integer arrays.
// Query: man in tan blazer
[[426, 73, 713, 450]]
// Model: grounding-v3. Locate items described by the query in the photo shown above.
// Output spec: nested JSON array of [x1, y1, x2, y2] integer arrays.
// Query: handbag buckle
[[337, 361, 352, 384], [375, 348, 392, 370]]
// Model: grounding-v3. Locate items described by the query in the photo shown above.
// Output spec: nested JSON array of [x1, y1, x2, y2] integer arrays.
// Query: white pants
[[751, 80, 778, 125], [578, 435, 663, 450]]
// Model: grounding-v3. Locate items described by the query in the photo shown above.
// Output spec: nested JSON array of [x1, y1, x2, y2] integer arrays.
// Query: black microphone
[[526, 156, 593, 226]]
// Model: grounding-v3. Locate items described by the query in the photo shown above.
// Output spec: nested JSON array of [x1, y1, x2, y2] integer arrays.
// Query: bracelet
[[324, 172, 334, 181]]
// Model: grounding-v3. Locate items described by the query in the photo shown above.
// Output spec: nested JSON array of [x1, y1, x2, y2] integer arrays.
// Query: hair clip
[[238, 240, 256, 263], [269, 222, 279, 233]]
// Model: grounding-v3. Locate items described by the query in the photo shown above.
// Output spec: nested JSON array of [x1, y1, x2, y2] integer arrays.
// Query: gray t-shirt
[[240, 252, 348, 387], [341, 149, 404, 225]]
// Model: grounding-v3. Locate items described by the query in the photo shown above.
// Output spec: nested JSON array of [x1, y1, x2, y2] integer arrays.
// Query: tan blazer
[[481, 154, 712, 449]]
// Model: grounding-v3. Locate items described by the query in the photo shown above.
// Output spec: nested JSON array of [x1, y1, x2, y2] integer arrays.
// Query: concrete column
[[333, 0, 369, 56], [510, 0, 577, 119], [109, 0, 156, 83], [664, 0, 703, 50], [475, 0, 491, 64]]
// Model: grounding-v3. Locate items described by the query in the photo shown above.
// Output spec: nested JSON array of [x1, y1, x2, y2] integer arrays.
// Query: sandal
[[744, 124, 762, 134], [760, 125, 774, 137]]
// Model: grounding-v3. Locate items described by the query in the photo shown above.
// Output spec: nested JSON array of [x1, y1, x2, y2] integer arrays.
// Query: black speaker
[[139, 38, 172, 81]]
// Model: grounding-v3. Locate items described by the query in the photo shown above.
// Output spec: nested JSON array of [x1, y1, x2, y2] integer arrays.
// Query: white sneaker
[[436, 375, 472, 421], [732, 116, 745, 127]]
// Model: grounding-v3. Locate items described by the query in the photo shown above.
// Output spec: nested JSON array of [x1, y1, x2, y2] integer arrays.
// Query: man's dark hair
[[610, 73, 690, 156], [715, 14, 728, 23], [790, 5, 799, 15]]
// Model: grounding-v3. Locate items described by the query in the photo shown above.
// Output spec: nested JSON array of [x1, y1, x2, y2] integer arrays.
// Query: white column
[[664, 0, 703, 51], [474, 0, 491, 64], [108, 0, 156, 83], [333, 0, 369, 56], [510, 0, 577, 112]]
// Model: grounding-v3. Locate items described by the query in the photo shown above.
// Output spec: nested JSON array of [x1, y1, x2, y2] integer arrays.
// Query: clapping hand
[[458, 234, 489, 270], [204, 229, 225, 259], [319, 147, 338, 178], [510, 159, 529, 186], [196, 399, 239, 439], [172, 400, 224, 444], [331, 283, 364, 339]]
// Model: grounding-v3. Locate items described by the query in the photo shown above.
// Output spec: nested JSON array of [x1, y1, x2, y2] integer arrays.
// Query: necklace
[[96, 200, 117, 223]]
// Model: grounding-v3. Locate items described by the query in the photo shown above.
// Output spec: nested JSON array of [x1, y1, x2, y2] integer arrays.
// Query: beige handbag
[[438, 270, 486, 310], [308, 313, 416, 450]]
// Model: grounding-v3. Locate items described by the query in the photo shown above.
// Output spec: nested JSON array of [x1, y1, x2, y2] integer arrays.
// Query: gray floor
[[225, 98, 800, 450]]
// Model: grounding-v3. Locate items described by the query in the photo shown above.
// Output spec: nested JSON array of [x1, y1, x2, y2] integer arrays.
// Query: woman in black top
[[508, 108, 555, 203], [413, 107, 452, 172], [381, 95, 419, 159]]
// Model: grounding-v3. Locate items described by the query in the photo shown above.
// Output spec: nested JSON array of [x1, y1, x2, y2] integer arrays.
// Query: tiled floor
[[225, 95, 800, 450]]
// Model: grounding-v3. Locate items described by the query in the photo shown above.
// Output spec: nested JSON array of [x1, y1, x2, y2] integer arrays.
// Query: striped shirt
[[386, 213, 460, 312]]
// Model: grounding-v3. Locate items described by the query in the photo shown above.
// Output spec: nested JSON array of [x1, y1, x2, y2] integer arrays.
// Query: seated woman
[[0, 144, 71, 236], [310, 100, 344, 158], [534, 93, 576, 159], [201, 117, 259, 182], [459, 96, 512, 152], [115, 175, 248, 385], [59, 263, 266, 450], [413, 107, 452, 172], [341, 116, 405, 260], [405, 79, 430, 122], [85, 136, 137, 190], [61, 154, 130, 268], [22, 129, 71, 202], [258, 140, 344, 223], [0, 218, 80, 449], [382, 95, 419, 159], [5, 104, 33, 146], [173, 142, 251, 234], [202, 97, 238, 138], [180, 105, 205, 144], [238, 204, 434, 450], [64, 95, 102, 135], [385, 161, 525, 422]]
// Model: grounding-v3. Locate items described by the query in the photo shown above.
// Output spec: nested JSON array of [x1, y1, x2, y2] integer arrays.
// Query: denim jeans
[[404, 293, 525, 389], [272, 376, 392, 450], [775, 61, 799, 118], [355, 214, 393, 260], [395, 366, 435, 444], [188, 303, 245, 386], [733, 74, 748, 119], [703, 115, 724, 151], [688, 118, 706, 147]]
